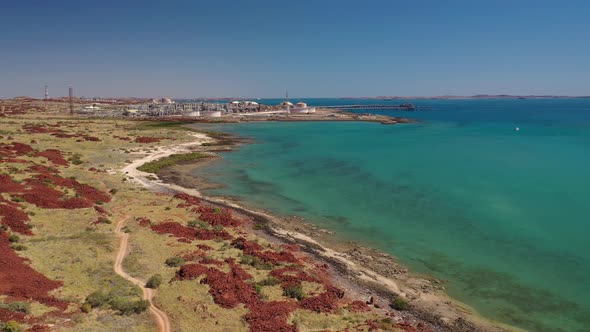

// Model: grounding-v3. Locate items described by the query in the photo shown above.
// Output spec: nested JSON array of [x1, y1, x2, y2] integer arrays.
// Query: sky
[[1, 0, 589, 98]]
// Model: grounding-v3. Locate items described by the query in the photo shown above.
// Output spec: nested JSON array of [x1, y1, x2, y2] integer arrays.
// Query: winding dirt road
[[114, 214, 172, 332]]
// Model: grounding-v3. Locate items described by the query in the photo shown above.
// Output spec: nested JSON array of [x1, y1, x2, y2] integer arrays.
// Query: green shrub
[[254, 284, 269, 300], [165, 257, 185, 267], [252, 222, 267, 231], [84, 291, 148, 315], [2, 321, 22, 332], [390, 296, 409, 311], [109, 296, 149, 315], [240, 254, 273, 270], [11, 244, 27, 251], [81, 302, 92, 313], [188, 220, 209, 229], [86, 291, 109, 308], [137, 152, 207, 174], [145, 274, 162, 289], [0, 301, 30, 314], [8, 234, 19, 243], [257, 276, 280, 286], [283, 284, 306, 300]]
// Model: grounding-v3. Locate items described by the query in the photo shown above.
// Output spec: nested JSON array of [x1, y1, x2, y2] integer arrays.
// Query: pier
[[321, 104, 432, 111]]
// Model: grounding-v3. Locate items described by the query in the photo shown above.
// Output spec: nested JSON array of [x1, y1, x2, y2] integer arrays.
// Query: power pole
[[69, 86, 74, 115], [285, 88, 291, 116]]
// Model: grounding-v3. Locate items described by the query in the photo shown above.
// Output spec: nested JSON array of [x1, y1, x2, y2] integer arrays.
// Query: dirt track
[[114, 214, 172, 332]]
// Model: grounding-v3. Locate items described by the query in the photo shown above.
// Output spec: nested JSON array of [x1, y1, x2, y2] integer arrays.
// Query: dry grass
[[0, 109, 398, 331]]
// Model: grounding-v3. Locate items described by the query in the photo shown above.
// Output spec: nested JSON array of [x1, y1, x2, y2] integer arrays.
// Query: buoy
[[515, 127, 520, 131]]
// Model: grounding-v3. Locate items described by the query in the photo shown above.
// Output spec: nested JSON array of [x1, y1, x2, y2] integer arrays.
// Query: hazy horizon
[[2, 0, 589, 98]]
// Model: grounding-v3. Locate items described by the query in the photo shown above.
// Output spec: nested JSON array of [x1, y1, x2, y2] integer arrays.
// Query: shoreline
[[122, 128, 521, 332]]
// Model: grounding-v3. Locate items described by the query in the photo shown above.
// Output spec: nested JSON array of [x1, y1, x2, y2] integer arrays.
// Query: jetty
[[321, 104, 432, 111]]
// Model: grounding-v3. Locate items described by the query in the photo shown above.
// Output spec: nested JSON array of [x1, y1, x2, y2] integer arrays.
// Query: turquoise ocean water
[[191, 99, 590, 332]]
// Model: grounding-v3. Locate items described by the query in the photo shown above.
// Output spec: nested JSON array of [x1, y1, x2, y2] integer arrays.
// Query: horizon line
[[4, 94, 590, 100]]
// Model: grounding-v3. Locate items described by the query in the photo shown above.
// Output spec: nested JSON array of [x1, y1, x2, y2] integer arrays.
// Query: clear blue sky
[[1, 0, 589, 98]]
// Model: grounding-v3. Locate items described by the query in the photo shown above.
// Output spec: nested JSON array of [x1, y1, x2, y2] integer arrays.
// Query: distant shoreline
[[4, 95, 589, 102]]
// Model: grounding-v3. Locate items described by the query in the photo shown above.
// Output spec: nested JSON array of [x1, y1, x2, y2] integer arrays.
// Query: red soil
[[34, 149, 69, 166], [135, 137, 162, 143], [349, 300, 371, 312], [0, 158, 29, 164], [136, 217, 151, 227], [0, 166, 110, 234], [243, 301, 298, 332], [231, 237, 264, 253], [196, 206, 242, 227], [23, 124, 101, 142], [0, 174, 26, 193], [253, 250, 298, 265], [180, 250, 207, 261], [0, 231, 67, 310], [113, 135, 131, 141], [94, 205, 107, 214], [25, 325, 51, 332], [176, 263, 209, 280], [199, 257, 224, 267], [0, 142, 34, 157], [27, 165, 58, 174], [269, 265, 345, 313], [18, 172, 111, 209], [0, 198, 32, 235], [174, 193, 201, 208], [176, 260, 298, 331], [196, 244, 213, 251], [0, 307, 27, 322], [298, 285, 344, 313]]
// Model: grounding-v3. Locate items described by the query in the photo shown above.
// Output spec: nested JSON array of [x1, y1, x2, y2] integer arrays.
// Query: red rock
[[349, 300, 371, 312]]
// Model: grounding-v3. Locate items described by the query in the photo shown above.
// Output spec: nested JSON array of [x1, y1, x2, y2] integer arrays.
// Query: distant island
[[340, 95, 590, 100]]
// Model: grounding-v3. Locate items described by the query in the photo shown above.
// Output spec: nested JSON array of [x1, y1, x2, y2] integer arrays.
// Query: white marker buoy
[[515, 127, 520, 131]]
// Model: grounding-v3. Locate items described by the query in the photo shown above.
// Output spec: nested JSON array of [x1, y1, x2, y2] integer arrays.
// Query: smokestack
[[44, 84, 48, 100], [69, 86, 73, 114]]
